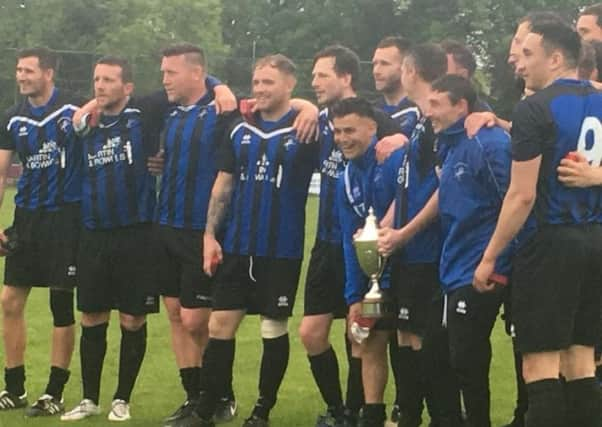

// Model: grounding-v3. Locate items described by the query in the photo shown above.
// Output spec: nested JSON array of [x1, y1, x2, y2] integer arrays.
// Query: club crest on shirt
[[453, 162, 469, 181], [283, 136, 295, 150], [57, 116, 72, 133]]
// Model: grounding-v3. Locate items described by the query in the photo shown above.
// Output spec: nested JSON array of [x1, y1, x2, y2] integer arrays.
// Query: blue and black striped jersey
[[81, 93, 166, 229], [156, 91, 232, 230], [511, 79, 602, 226], [0, 88, 84, 210], [374, 97, 420, 138], [219, 109, 318, 258]]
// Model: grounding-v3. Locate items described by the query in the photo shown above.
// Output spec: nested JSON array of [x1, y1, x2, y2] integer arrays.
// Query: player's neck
[[544, 68, 578, 88], [409, 81, 431, 112], [382, 88, 405, 106], [181, 81, 208, 107], [260, 101, 291, 122], [341, 87, 356, 100], [101, 96, 130, 116], [28, 84, 55, 108]]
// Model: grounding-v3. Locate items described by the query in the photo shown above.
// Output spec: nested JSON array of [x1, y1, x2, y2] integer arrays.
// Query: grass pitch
[[0, 193, 516, 426]]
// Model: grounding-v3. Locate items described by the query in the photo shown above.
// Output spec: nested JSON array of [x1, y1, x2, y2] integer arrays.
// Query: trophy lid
[[354, 207, 378, 242]]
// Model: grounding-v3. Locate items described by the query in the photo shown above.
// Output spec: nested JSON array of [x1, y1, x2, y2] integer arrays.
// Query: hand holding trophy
[[353, 207, 392, 318]]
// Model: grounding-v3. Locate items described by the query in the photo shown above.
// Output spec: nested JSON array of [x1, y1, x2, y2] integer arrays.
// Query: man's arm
[[203, 172, 234, 275], [377, 190, 439, 257], [473, 157, 540, 291], [465, 111, 512, 138], [0, 149, 12, 211], [206, 75, 237, 114], [289, 98, 319, 143], [0, 150, 13, 254]]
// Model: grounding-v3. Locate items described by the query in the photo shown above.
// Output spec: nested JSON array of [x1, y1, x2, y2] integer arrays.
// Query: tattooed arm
[[203, 171, 234, 276]]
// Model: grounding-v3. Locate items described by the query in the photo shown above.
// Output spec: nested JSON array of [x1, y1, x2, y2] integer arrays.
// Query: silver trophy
[[353, 207, 391, 318]]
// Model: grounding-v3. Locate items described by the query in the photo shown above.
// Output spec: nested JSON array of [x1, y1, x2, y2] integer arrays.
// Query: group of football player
[[1, 4, 602, 427]]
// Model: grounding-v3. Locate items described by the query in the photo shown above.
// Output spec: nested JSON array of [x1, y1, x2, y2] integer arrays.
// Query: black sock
[[4, 366, 25, 396], [397, 347, 425, 423], [180, 367, 201, 402], [81, 323, 108, 404], [252, 334, 290, 420], [197, 338, 235, 420], [346, 356, 364, 415], [113, 323, 147, 402], [308, 346, 344, 414], [362, 403, 386, 424], [222, 339, 235, 401], [45, 366, 70, 400], [525, 379, 565, 427], [565, 377, 599, 427], [389, 337, 401, 406]]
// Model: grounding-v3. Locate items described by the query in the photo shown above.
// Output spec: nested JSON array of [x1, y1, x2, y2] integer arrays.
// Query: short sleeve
[[216, 112, 242, 173], [0, 111, 15, 150], [511, 97, 553, 161]]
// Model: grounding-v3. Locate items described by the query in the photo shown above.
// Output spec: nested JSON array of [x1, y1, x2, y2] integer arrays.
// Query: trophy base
[[361, 298, 393, 319]]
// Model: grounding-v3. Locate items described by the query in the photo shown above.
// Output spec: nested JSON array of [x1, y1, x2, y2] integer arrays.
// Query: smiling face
[[424, 89, 466, 134], [252, 64, 295, 115], [516, 32, 555, 92], [332, 113, 377, 160], [15, 56, 53, 98], [311, 57, 349, 105], [372, 46, 403, 94]]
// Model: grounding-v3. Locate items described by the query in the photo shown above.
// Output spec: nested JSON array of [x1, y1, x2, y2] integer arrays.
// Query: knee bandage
[[260, 317, 288, 339], [50, 289, 75, 327]]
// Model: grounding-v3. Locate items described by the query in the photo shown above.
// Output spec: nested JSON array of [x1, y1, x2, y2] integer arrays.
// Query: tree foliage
[[0, 0, 589, 114]]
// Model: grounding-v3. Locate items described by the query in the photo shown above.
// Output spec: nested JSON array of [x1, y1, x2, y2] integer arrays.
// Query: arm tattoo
[[205, 173, 234, 236]]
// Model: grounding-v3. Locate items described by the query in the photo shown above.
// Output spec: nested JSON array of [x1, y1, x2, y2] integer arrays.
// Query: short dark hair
[[330, 97, 377, 122], [530, 21, 582, 68], [440, 39, 477, 78], [254, 54, 297, 76], [580, 3, 602, 27], [517, 11, 566, 29], [405, 43, 447, 83], [313, 45, 361, 90], [17, 47, 58, 71], [579, 41, 597, 79], [376, 36, 412, 57], [161, 43, 206, 67], [431, 74, 477, 112], [96, 56, 134, 83]]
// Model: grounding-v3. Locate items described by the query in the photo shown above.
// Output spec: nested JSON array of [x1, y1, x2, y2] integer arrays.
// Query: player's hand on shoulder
[[73, 99, 100, 133], [292, 101, 319, 143], [202, 233, 222, 277], [464, 111, 497, 138], [147, 149, 165, 176], [214, 84, 237, 114], [375, 133, 408, 164]]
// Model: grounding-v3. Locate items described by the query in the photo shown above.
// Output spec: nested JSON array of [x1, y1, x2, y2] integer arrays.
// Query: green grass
[[0, 193, 516, 426]]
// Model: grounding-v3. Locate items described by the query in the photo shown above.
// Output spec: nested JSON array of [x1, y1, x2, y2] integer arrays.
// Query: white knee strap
[[260, 316, 288, 339]]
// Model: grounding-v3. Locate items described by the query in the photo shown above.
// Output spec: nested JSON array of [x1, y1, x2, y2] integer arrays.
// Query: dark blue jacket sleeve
[[337, 179, 368, 305]]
